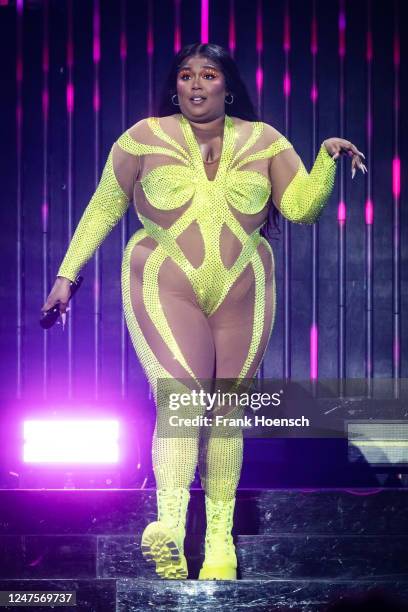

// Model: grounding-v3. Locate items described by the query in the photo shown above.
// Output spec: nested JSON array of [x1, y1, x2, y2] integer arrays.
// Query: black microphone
[[40, 275, 84, 330]]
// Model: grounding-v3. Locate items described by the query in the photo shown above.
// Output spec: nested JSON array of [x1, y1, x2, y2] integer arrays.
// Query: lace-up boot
[[141, 487, 190, 579], [198, 495, 237, 580]]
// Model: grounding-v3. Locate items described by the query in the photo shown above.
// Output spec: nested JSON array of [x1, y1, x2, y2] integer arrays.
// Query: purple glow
[[338, 9, 346, 57], [367, 114, 372, 139], [201, 0, 209, 43], [67, 40, 73, 68], [365, 199, 373, 225], [310, 83, 318, 102], [174, 0, 181, 54], [174, 27, 181, 54], [393, 157, 400, 198], [256, 66, 263, 93], [42, 202, 48, 227], [16, 104, 22, 127], [93, 2, 100, 64], [93, 83, 100, 112], [394, 36, 400, 66], [23, 420, 119, 464], [16, 0, 23, 14], [283, 11, 290, 51], [147, 27, 153, 55], [66, 82, 74, 113], [394, 340, 400, 365], [42, 46, 49, 73], [256, 3, 263, 52], [366, 30, 373, 62], [283, 72, 291, 97], [310, 324, 318, 379], [337, 201, 346, 223], [120, 32, 127, 59], [42, 89, 49, 118], [16, 58, 23, 83], [229, 12, 236, 53], [311, 17, 317, 55]]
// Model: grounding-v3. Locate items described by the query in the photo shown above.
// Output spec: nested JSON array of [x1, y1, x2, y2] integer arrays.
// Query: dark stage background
[[0, 0, 407, 489]]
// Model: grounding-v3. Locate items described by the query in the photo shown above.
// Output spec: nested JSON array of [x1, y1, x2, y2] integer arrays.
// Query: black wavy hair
[[155, 42, 281, 242]]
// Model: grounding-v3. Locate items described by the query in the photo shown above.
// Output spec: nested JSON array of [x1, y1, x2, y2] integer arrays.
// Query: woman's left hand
[[323, 137, 367, 179]]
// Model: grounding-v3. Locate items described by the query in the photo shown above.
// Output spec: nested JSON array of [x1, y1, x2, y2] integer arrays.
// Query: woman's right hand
[[41, 276, 72, 316]]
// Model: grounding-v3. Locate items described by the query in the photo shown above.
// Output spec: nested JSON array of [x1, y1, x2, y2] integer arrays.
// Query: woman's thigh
[[122, 231, 216, 400], [207, 240, 276, 389]]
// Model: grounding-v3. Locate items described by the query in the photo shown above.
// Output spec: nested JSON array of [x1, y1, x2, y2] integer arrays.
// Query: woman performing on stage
[[41, 43, 366, 581]]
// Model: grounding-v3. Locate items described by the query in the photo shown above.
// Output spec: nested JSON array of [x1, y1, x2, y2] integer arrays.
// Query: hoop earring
[[225, 93, 234, 104], [171, 94, 180, 106]]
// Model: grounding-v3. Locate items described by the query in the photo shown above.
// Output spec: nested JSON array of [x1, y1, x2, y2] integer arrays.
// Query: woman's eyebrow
[[178, 64, 218, 70]]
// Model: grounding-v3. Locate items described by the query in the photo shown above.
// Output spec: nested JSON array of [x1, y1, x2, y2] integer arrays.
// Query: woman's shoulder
[[230, 116, 284, 141], [259, 121, 285, 143]]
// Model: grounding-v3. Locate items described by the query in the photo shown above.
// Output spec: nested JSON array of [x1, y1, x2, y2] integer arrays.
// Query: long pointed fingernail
[[61, 312, 66, 329], [352, 168, 356, 179]]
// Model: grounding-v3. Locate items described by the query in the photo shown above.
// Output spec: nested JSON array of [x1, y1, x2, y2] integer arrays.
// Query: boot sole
[[141, 521, 188, 579]]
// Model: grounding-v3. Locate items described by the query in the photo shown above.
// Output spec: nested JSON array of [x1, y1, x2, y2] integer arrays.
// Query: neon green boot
[[198, 496, 237, 580], [141, 487, 190, 579]]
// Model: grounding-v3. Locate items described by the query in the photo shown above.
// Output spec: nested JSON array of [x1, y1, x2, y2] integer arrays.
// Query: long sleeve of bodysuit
[[269, 139, 337, 224], [57, 140, 138, 283]]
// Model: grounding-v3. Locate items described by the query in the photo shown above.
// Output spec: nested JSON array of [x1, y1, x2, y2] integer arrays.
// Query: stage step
[[1, 488, 407, 535], [0, 578, 406, 611], [0, 533, 406, 581], [0, 489, 407, 610]]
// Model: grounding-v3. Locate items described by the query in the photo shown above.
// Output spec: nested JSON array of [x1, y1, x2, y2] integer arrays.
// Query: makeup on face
[[177, 62, 222, 105]]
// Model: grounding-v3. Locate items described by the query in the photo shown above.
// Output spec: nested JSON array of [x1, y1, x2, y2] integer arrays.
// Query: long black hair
[[155, 42, 281, 242]]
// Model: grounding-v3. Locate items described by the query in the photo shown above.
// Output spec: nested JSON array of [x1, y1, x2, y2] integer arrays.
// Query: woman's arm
[[267, 127, 337, 225], [57, 139, 140, 282], [266, 125, 366, 225]]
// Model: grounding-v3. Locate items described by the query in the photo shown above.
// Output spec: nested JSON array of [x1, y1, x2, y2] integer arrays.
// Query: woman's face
[[175, 54, 228, 122]]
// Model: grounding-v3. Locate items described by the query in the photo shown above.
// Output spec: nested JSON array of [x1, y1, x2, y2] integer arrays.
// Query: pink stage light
[[201, 0, 209, 43], [338, 201, 346, 224], [365, 199, 373, 225], [23, 420, 119, 464], [393, 157, 400, 198]]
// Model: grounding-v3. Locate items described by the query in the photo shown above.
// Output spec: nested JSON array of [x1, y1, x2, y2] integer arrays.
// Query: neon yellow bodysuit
[[57, 114, 337, 572], [58, 113, 336, 395]]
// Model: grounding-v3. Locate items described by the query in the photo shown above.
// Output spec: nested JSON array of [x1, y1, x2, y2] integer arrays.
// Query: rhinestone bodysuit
[[57, 113, 337, 396]]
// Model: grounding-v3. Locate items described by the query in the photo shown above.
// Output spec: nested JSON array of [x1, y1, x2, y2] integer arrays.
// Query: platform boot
[[141, 487, 190, 579], [198, 495, 237, 580]]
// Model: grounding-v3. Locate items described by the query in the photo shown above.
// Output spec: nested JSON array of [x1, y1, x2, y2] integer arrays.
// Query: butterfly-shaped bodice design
[[117, 114, 292, 318]]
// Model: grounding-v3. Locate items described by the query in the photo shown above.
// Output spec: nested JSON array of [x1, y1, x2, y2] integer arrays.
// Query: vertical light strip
[[147, 0, 154, 401], [256, 0, 264, 382], [93, 0, 101, 399], [228, 0, 236, 57], [16, 0, 24, 398], [120, 0, 129, 399], [201, 0, 209, 43], [365, 0, 374, 394], [283, 0, 291, 380], [392, 0, 401, 391], [337, 0, 346, 393], [310, 0, 319, 381], [66, 0, 74, 398], [255, 0, 263, 117], [174, 0, 181, 54], [41, 0, 50, 398], [147, 0, 154, 116]]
